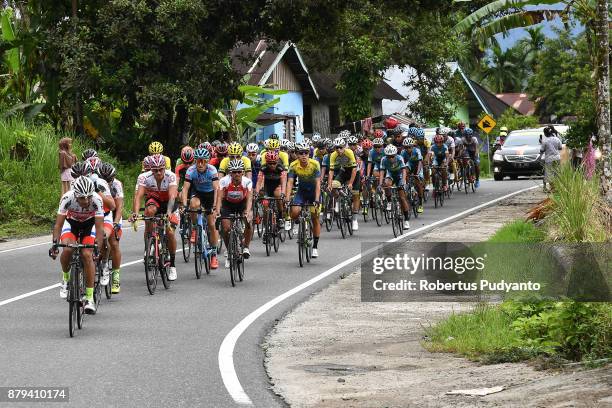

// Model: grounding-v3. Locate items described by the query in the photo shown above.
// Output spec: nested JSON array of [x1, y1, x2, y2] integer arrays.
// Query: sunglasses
[[229, 155, 241, 159], [151, 168, 164, 173], [335, 146, 345, 150], [230, 170, 244, 174], [297, 151, 309, 155]]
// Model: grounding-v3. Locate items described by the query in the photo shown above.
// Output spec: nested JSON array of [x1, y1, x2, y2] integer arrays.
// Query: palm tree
[[481, 42, 524, 93], [519, 26, 546, 70]]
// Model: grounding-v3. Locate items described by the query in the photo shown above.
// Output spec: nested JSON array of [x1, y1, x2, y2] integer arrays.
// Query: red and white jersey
[[93, 176, 113, 198], [111, 179, 124, 199], [58, 190, 104, 222], [219, 175, 252, 204], [138, 170, 177, 202]]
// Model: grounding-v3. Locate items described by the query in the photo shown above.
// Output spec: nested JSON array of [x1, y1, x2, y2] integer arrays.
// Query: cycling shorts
[[220, 200, 246, 218], [385, 173, 404, 188], [190, 190, 215, 211], [60, 218, 97, 245]]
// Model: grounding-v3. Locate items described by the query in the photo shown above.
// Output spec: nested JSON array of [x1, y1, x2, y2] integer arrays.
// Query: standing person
[[540, 125, 563, 192], [58, 138, 77, 195]]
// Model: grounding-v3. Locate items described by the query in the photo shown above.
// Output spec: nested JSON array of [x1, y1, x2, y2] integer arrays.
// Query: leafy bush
[[488, 219, 545, 243], [495, 109, 539, 137], [0, 118, 140, 239]]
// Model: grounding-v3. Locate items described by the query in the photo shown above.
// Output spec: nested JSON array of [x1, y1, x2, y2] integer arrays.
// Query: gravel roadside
[[264, 189, 612, 408]]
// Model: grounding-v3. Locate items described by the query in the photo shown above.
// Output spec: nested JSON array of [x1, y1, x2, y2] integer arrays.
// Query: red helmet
[[181, 146, 194, 163], [374, 129, 384, 138], [215, 143, 228, 155], [433, 135, 445, 144], [383, 117, 399, 130], [149, 154, 166, 169], [361, 138, 373, 149], [265, 150, 279, 163]]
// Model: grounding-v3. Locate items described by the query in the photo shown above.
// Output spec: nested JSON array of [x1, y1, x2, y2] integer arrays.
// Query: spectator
[[539, 126, 562, 192], [58, 137, 77, 195]]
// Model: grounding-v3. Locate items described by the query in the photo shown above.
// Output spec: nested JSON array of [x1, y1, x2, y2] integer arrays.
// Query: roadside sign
[[477, 114, 497, 134]]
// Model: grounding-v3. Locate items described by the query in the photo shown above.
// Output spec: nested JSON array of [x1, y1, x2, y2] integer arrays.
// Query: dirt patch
[[264, 189, 612, 407]]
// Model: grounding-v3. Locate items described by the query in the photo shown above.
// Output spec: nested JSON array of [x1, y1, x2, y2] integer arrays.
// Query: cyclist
[[209, 143, 228, 170], [438, 127, 457, 183], [367, 137, 385, 180], [461, 128, 480, 188], [215, 159, 253, 267], [401, 138, 424, 213], [175, 146, 195, 189], [245, 143, 261, 187], [50, 176, 104, 314], [287, 141, 298, 164], [414, 127, 431, 188], [327, 137, 359, 231], [181, 147, 220, 269], [148, 141, 172, 170], [455, 121, 466, 138], [378, 145, 410, 230], [219, 142, 252, 179], [261, 138, 289, 167], [254, 150, 287, 232], [97, 163, 124, 294], [129, 154, 180, 281], [82, 148, 98, 161], [286, 142, 321, 258], [428, 134, 450, 192]]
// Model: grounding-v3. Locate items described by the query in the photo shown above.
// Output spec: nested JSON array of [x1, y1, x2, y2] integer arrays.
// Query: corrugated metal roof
[[309, 72, 405, 101]]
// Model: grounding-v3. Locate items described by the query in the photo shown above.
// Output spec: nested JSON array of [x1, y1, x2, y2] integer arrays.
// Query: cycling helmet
[[464, 128, 474, 136], [265, 150, 279, 163], [198, 141, 212, 151], [414, 128, 425, 139], [295, 142, 309, 152], [268, 133, 279, 140], [303, 138, 312, 147], [181, 146, 194, 163], [338, 130, 351, 139], [312, 133, 321, 142], [403, 137, 416, 147], [96, 162, 116, 182], [73, 176, 96, 198], [81, 148, 98, 160], [384, 117, 399, 129], [268, 139, 280, 150], [142, 156, 153, 171], [149, 154, 166, 169], [193, 147, 210, 160], [86, 156, 101, 171], [286, 141, 295, 151], [148, 141, 164, 154], [372, 137, 384, 147], [228, 142, 243, 156], [228, 158, 245, 172], [433, 134, 445, 144], [361, 138, 373, 149], [325, 139, 334, 149], [384, 145, 398, 155], [333, 138, 346, 148], [246, 143, 259, 153], [211, 140, 221, 147], [70, 162, 88, 179], [280, 139, 290, 149], [215, 143, 228, 155], [500, 126, 508, 133], [374, 129, 384, 138], [407, 127, 417, 136], [347, 136, 359, 145]]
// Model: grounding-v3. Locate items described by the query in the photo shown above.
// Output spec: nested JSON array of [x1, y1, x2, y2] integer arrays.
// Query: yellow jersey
[[329, 149, 357, 171]]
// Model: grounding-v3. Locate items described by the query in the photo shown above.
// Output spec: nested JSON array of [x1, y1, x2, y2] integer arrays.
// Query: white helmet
[[281, 139, 290, 148], [333, 138, 346, 148], [312, 132, 321, 142], [384, 145, 398, 155], [72, 176, 96, 198], [295, 142, 309, 152], [246, 143, 259, 153], [403, 137, 416, 147], [338, 129, 351, 139]]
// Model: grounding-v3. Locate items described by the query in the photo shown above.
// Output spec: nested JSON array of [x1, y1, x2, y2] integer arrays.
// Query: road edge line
[[218, 184, 539, 406]]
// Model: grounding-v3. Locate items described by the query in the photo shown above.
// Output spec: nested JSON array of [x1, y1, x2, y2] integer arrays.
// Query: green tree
[[481, 41, 525, 92]]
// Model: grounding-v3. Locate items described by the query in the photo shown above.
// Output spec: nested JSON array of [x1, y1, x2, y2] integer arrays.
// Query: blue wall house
[[232, 41, 319, 143]]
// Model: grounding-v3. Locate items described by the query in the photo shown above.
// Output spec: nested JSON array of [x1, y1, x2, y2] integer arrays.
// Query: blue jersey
[[401, 148, 423, 171], [250, 155, 262, 186], [185, 164, 218, 193], [379, 155, 405, 175], [431, 143, 448, 160], [368, 148, 384, 170], [321, 154, 330, 169]]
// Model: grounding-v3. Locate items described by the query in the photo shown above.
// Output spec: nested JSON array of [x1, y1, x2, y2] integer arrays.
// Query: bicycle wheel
[[264, 209, 272, 257], [383, 197, 390, 224], [373, 193, 382, 226], [69, 297, 77, 338], [160, 251, 170, 290], [182, 222, 191, 263], [344, 199, 353, 236], [229, 231, 239, 286], [298, 218, 305, 267], [440, 186, 445, 207], [255, 203, 264, 238], [395, 202, 404, 236], [305, 219, 312, 263], [463, 167, 469, 194], [195, 225, 203, 279], [144, 236, 158, 295], [391, 200, 399, 237], [237, 242, 244, 282], [76, 266, 85, 330], [412, 192, 419, 218], [104, 259, 112, 300], [273, 218, 280, 253], [338, 206, 346, 239]]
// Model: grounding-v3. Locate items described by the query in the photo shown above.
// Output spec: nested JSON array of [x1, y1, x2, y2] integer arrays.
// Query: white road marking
[[0, 247, 182, 307], [218, 184, 539, 406], [0, 241, 49, 254]]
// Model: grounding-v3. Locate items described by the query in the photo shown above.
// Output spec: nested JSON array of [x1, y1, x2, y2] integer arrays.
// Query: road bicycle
[[179, 210, 192, 263], [431, 165, 446, 208], [461, 157, 476, 194], [322, 182, 335, 232], [137, 214, 171, 295], [259, 197, 284, 256], [386, 186, 404, 238], [293, 203, 316, 267], [405, 174, 421, 219], [185, 208, 212, 279], [335, 185, 353, 239], [55, 243, 96, 338], [220, 214, 245, 287], [252, 197, 264, 238]]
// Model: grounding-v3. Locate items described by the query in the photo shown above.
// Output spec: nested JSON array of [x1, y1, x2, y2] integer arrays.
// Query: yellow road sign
[[477, 114, 497, 134]]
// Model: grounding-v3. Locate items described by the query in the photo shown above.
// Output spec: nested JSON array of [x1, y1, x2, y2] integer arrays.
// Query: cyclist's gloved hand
[[48, 242, 59, 260], [128, 213, 137, 223]]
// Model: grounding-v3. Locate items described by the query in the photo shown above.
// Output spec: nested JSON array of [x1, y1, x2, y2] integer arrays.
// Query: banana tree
[[0, 7, 44, 120]]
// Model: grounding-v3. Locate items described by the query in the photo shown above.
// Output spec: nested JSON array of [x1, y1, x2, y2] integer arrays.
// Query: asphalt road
[[0, 178, 538, 407]]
